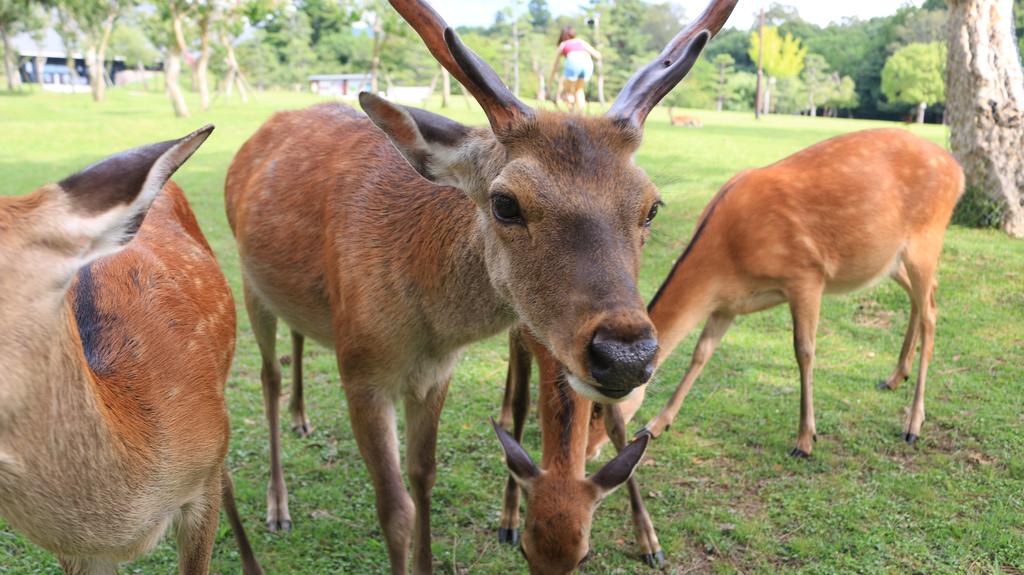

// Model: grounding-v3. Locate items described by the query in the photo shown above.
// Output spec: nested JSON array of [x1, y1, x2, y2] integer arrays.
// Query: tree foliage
[[748, 26, 806, 80], [881, 41, 946, 107]]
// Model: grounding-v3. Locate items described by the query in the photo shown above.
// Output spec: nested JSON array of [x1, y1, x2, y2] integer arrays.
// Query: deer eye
[[644, 201, 663, 227], [491, 193, 524, 225]]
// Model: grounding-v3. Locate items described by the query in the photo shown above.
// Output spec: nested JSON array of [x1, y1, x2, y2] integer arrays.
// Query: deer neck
[[0, 299, 127, 486], [647, 238, 720, 362], [536, 354, 591, 477]]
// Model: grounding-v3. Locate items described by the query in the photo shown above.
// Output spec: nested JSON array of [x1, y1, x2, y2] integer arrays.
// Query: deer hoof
[[635, 427, 654, 440], [788, 447, 811, 459], [497, 527, 519, 545], [876, 380, 895, 391], [640, 550, 665, 567], [291, 421, 313, 438], [904, 433, 919, 445], [267, 519, 292, 533]]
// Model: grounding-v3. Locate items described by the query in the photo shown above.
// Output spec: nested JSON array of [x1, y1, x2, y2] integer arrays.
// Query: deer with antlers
[[224, 0, 736, 571], [496, 127, 964, 572], [0, 129, 262, 574]]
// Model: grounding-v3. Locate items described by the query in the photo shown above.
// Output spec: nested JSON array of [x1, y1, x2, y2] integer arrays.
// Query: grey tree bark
[[196, 12, 211, 110], [946, 0, 1024, 237], [166, 9, 190, 117], [0, 23, 21, 91], [441, 66, 450, 108]]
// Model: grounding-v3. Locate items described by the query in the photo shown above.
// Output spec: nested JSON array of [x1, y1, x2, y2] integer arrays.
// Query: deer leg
[[243, 283, 291, 532], [58, 558, 117, 574], [175, 472, 222, 575], [788, 285, 823, 457], [903, 257, 938, 443], [498, 329, 532, 545], [641, 313, 733, 439], [289, 330, 312, 437], [605, 404, 663, 567], [221, 466, 265, 575], [880, 262, 919, 391], [404, 379, 451, 575], [344, 382, 413, 575]]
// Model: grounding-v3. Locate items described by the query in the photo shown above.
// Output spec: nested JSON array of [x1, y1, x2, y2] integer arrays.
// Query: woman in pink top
[[550, 27, 602, 112]]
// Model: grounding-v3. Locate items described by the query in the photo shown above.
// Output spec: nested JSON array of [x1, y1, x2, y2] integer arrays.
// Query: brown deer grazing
[[495, 329, 657, 574], [0, 129, 262, 574], [497, 128, 964, 571], [639, 128, 964, 455], [224, 0, 735, 570]]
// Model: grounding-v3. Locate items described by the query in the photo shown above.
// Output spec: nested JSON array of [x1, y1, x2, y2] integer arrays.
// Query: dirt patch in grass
[[854, 300, 898, 329]]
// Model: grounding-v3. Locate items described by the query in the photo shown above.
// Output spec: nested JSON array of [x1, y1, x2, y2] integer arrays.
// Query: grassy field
[[1, 89, 1022, 574]]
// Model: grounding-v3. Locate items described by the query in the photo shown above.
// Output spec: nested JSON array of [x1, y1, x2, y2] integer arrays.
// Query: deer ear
[[359, 92, 473, 187], [492, 418, 540, 488], [588, 433, 648, 497], [58, 125, 213, 261]]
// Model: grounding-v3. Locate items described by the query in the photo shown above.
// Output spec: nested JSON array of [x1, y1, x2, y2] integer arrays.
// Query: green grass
[[1, 89, 1022, 574]]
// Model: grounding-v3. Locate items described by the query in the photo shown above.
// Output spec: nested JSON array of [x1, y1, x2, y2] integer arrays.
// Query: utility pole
[[590, 11, 605, 105], [512, 7, 520, 97], [754, 5, 765, 119]]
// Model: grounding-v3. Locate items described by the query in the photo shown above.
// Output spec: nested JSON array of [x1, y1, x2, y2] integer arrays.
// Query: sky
[[428, 0, 926, 30]]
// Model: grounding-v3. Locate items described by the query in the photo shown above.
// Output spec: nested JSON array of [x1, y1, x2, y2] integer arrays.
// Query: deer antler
[[387, 0, 532, 131], [607, 0, 738, 128]]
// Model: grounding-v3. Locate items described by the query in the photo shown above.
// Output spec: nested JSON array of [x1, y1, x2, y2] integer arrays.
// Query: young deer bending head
[[494, 330, 650, 575], [0, 130, 262, 574]]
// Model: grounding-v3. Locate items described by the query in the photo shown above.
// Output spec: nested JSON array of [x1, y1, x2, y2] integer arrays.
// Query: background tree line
[[1, 0, 1023, 122]]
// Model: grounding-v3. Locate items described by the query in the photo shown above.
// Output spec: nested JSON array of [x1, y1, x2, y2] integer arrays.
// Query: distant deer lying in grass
[[496, 127, 963, 571], [668, 110, 703, 127], [0, 128, 262, 575]]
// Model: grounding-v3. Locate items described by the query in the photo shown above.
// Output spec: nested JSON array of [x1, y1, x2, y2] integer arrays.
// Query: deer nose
[[587, 328, 658, 396]]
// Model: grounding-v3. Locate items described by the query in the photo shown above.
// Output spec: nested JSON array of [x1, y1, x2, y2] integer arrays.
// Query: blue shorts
[[563, 52, 594, 81]]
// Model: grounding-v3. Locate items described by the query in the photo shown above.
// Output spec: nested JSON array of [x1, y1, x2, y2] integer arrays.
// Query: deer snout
[[587, 328, 658, 396]]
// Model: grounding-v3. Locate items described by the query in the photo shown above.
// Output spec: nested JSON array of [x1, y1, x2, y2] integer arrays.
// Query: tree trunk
[[916, 101, 927, 124], [89, 14, 116, 102], [1, 24, 21, 91], [511, 16, 520, 98], [222, 34, 248, 103], [197, 14, 211, 110], [370, 11, 383, 94], [592, 12, 604, 104], [441, 66, 450, 108], [34, 55, 44, 84], [166, 12, 190, 117], [946, 0, 1024, 236], [716, 96, 723, 112]]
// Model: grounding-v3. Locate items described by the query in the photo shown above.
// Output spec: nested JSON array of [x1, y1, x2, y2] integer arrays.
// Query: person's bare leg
[[574, 78, 586, 113]]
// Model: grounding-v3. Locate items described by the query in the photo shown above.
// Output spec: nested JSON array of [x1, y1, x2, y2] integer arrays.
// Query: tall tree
[[53, 3, 83, 90], [193, 0, 215, 110], [0, 0, 30, 91], [824, 73, 858, 116], [71, 0, 133, 102], [801, 53, 831, 116], [712, 53, 734, 112], [946, 0, 1024, 236], [149, 0, 192, 116], [881, 42, 945, 123], [748, 26, 806, 113], [528, 0, 550, 30]]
